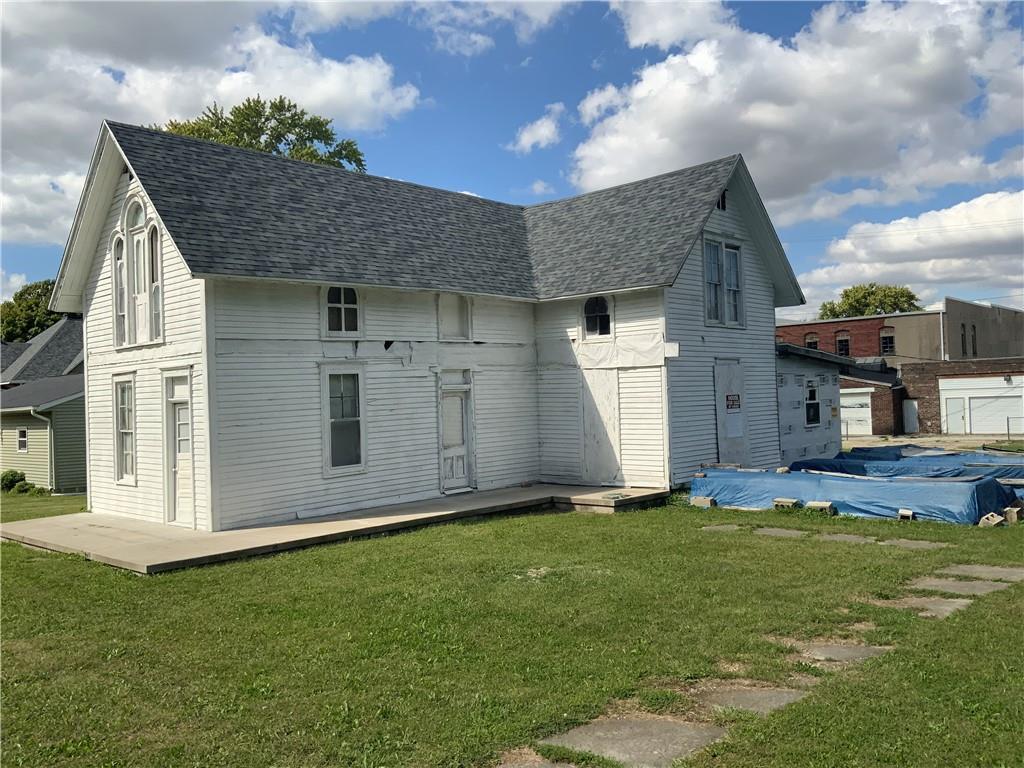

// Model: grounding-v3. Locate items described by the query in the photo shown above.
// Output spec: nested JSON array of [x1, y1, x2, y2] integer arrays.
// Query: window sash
[[149, 227, 162, 339], [114, 381, 135, 480], [583, 296, 611, 338], [326, 286, 359, 334], [705, 242, 722, 322], [836, 338, 850, 356], [325, 372, 363, 469], [805, 385, 821, 425], [880, 334, 895, 355], [16, 429, 27, 452]]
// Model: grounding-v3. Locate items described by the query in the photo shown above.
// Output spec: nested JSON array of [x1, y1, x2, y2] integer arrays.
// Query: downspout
[[31, 409, 54, 490]]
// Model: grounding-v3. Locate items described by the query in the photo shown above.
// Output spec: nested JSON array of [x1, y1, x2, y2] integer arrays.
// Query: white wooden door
[[172, 402, 194, 525], [713, 360, 749, 465], [581, 367, 620, 485], [945, 397, 966, 434], [441, 391, 470, 491]]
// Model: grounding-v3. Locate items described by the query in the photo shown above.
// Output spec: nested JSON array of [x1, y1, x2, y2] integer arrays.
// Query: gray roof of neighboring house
[[105, 121, 741, 301], [1, 341, 29, 370], [1, 374, 84, 411], [0, 316, 83, 384]]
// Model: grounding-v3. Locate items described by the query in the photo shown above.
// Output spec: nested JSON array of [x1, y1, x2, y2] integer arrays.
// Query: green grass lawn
[[2, 494, 1022, 767]]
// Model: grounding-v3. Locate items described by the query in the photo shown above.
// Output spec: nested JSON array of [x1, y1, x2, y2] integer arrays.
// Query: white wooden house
[[49, 122, 804, 531]]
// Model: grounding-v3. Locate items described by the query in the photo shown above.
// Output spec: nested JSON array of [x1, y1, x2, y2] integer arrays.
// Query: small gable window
[[880, 327, 896, 356], [835, 331, 850, 357], [325, 286, 359, 335], [716, 190, 727, 211], [804, 333, 819, 350], [583, 296, 611, 338]]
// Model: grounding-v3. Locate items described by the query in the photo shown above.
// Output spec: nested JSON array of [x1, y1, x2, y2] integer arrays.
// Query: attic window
[[326, 286, 359, 335], [716, 190, 727, 211], [583, 296, 611, 338]]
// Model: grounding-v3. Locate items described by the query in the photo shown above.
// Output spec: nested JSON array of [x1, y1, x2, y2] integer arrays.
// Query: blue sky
[[2, 1, 1022, 318]]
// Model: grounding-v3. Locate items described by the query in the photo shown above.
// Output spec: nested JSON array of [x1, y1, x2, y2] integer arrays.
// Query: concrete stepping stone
[[908, 576, 1012, 596], [701, 524, 742, 532], [696, 686, 808, 715], [815, 533, 876, 544], [872, 596, 973, 619], [937, 564, 1024, 582], [879, 538, 950, 550], [754, 527, 807, 538], [796, 641, 890, 663], [539, 716, 726, 768]]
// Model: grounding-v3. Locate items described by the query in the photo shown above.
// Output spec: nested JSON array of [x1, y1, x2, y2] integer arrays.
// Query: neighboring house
[[49, 121, 804, 531], [776, 344, 898, 460], [0, 374, 86, 491], [1, 315, 84, 386], [776, 298, 1024, 370]]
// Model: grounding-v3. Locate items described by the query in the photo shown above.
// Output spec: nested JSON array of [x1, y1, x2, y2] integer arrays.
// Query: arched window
[[111, 197, 163, 347], [880, 326, 895, 356], [113, 237, 128, 346], [583, 296, 611, 338], [961, 323, 967, 356], [834, 330, 850, 357], [971, 324, 978, 357], [126, 201, 145, 230], [804, 332, 819, 350], [148, 226, 162, 340], [326, 286, 359, 335]]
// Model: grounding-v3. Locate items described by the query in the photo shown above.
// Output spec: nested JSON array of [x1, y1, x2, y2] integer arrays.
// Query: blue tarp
[[690, 468, 1016, 525], [795, 443, 1024, 480]]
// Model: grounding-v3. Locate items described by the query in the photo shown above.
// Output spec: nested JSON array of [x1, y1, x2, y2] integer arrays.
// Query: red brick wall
[[777, 317, 888, 357], [901, 357, 1024, 434], [839, 378, 904, 435]]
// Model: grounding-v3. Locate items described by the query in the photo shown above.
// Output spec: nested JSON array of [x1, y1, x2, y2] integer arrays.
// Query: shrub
[[1, 470, 26, 492], [26, 485, 50, 497], [11, 480, 33, 494]]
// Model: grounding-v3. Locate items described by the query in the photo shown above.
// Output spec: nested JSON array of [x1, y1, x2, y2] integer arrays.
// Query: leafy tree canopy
[[1, 279, 62, 343], [164, 95, 366, 172], [818, 282, 923, 319]]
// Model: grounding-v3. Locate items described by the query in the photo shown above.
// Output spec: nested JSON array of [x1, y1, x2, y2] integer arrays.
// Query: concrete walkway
[[0, 485, 667, 574]]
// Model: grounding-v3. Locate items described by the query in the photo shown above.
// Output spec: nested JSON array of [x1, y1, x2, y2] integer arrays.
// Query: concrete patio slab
[[701, 524, 742, 532], [879, 538, 951, 550], [696, 686, 808, 715], [871, 596, 974, 618], [815, 533, 876, 545], [908, 576, 1012, 596], [937, 564, 1024, 582], [539, 717, 726, 768], [0, 484, 668, 574], [754, 527, 807, 538]]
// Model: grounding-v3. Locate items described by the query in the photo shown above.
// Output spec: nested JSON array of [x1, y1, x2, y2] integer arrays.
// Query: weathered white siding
[[50, 397, 87, 492], [211, 279, 538, 528], [82, 173, 210, 528], [666, 204, 782, 481], [619, 367, 666, 485], [1, 414, 50, 487], [776, 357, 841, 462]]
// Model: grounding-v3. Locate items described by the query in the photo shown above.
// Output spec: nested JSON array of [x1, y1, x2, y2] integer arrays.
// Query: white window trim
[[111, 195, 165, 350], [437, 293, 474, 341], [580, 295, 614, 342], [320, 363, 368, 478], [16, 428, 28, 453], [112, 373, 137, 486], [805, 382, 822, 427], [148, 224, 163, 341], [320, 285, 364, 339], [703, 235, 746, 329]]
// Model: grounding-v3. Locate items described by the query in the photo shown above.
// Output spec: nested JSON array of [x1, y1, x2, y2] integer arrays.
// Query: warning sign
[[725, 394, 741, 411]]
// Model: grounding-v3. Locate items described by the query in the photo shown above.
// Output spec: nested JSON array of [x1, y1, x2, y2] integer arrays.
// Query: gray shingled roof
[[1, 374, 83, 411], [1, 341, 29, 371], [1, 316, 83, 383], [106, 122, 739, 301]]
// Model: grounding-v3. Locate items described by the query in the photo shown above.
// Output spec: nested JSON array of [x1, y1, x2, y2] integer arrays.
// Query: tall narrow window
[[113, 238, 128, 346], [971, 324, 978, 357], [804, 333, 819, 350], [716, 190, 727, 210], [16, 428, 28, 452], [880, 327, 895, 356], [724, 246, 742, 323], [960, 323, 967, 356], [835, 331, 851, 356], [325, 371, 363, 469], [326, 286, 359, 334], [583, 296, 611, 337], [805, 384, 821, 426], [148, 226, 162, 340], [115, 379, 135, 482], [704, 241, 722, 322], [439, 294, 471, 339]]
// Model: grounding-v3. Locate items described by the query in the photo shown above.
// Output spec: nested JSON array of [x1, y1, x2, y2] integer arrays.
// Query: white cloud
[[1, 3, 421, 245], [778, 191, 1024, 320], [1, 271, 29, 302], [506, 102, 565, 154], [573, 2, 1023, 224], [530, 179, 555, 195]]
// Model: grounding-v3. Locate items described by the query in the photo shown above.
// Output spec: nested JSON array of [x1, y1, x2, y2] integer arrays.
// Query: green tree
[[1, 279, 61, 342], [164, 95, 366, 172], [819, 283, 923, 319]]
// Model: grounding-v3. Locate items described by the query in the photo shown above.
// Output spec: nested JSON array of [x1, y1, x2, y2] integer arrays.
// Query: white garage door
[[840, 390, 873, 435], [969, 396, 1023, 434]]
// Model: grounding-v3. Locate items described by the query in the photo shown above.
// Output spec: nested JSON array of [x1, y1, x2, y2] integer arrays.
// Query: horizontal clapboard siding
[[538, 368, 582, 481], [50, 398, 87, 492], [666, 204, 781, 481], [83, 173, 210, 528], [619, 367, 665, 485], [473, 369, 539, 489], [1, 414, 50, 488]]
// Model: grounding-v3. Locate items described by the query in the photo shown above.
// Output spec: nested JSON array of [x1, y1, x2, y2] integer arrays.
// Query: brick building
[[901, 357, 1024, 435]]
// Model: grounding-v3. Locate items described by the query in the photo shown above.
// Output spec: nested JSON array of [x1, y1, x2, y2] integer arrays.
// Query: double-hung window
[[705, 238, 743, 326], [880, 327, 896, 356], [805, 383, 821, 426], [322, 366, 365, 474], [114, 377, 135, 483], [16, 428, 28, 452]]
